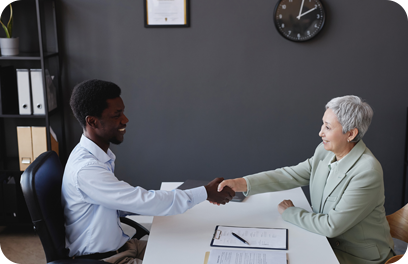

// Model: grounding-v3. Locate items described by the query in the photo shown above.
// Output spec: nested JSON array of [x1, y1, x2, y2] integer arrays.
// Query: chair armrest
[[385, 254, 403, 264], [120, 217, 150, 240]]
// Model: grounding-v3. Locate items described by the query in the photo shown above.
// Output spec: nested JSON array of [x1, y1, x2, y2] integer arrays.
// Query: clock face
[[274, 0, 326, 42]]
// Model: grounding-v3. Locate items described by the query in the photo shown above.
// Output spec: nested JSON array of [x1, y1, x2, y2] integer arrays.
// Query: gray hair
[[325, 95, 373, 142]]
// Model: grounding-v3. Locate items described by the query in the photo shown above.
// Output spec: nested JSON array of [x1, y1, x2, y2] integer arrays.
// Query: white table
[[142, 182, 339, 264]]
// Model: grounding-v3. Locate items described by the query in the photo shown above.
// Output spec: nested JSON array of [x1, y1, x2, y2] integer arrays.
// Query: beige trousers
[[102, 239, 147, 264]]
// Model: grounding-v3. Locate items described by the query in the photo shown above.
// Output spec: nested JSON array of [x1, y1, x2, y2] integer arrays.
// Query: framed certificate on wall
[[144, 0, 190, 28]]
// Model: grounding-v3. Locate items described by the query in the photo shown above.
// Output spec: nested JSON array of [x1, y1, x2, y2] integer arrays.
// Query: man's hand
[[278, 200, 295, 214], [217, 178, 247, 193], [205, 177, 235, 205]]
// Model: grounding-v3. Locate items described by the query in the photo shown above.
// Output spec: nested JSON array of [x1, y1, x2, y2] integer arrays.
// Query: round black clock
[[274, 0, 326, 42]]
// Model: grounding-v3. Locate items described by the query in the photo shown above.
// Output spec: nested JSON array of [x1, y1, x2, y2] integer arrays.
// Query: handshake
[[204, 177, 236, 205]]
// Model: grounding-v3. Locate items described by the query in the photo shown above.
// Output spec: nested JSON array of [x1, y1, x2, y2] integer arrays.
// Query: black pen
[[232, 232, 250, 245]]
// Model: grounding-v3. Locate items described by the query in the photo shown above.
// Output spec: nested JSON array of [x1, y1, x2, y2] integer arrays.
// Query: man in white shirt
[[62, 79, 234, 263]]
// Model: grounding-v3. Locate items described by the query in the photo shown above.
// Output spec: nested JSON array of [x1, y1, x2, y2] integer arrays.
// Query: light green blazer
[[244, 140, 394, 264]]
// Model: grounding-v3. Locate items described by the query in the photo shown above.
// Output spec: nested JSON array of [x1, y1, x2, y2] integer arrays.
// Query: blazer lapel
[[311, 156, 331, 213], [320, 140, 367, 210]]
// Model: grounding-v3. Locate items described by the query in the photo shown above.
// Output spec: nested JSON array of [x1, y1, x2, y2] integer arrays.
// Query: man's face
[[97, 97, 128, 145]]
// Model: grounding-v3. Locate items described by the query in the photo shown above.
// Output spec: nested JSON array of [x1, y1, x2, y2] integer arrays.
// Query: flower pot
[[0, 37, 19, 56]]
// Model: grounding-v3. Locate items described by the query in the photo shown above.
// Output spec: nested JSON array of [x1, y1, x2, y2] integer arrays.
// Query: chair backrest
[[20, 151, 69, 262], [386, 203, 408, 244]]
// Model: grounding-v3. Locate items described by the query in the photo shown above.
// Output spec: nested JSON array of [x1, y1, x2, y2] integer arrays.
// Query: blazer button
[[336, 241, 340, 246]]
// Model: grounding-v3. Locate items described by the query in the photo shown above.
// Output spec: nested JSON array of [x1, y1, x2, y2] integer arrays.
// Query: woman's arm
[[219, 156, 314, 196], [281, 168, 383, 238]]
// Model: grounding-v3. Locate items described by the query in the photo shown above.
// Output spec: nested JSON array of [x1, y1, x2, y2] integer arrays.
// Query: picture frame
[[144, 0, 190, 28]]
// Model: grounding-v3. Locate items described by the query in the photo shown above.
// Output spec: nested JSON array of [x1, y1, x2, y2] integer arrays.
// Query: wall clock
[[274, 0, 326, 42]]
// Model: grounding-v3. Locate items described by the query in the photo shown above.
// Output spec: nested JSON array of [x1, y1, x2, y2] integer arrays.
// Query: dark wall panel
[[57, 0, 408, 214]]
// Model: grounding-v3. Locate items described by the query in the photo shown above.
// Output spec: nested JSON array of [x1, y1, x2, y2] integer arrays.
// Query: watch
[[274, 0, 326, 42]]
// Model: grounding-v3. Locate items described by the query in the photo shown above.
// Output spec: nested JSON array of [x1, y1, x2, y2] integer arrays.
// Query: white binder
[[16, 69, 32, 115], [30, 69, 46, 115], [30, 69, 57, 114]]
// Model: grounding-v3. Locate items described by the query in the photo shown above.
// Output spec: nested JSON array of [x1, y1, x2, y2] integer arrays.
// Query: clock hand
[[298, 0, 305, 19], [296, 6, 317, 19]]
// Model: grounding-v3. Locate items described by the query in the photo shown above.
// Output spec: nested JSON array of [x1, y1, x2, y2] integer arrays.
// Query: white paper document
[[211, 226, 288, 250], [208, 249, 287, 264], [147, 0, 186, 25]]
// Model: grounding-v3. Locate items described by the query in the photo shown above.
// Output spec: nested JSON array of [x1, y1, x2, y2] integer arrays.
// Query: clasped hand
[[205, 178, 235, 205]]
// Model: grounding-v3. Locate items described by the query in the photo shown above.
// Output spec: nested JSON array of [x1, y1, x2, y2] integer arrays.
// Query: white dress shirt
[[61, 135, 207, 257]]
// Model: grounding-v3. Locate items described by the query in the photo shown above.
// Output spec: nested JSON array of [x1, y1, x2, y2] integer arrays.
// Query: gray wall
[[57, 0, 408, 214]]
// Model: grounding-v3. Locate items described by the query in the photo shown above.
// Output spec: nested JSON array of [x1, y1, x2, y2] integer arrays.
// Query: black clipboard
[[210, 225, 288, 250]]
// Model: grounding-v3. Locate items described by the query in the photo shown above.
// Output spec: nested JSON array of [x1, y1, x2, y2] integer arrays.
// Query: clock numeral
[[297, 33, 301, 38], [317, 14, 320, 19], [282, 4, 286, 9], [288, 30, 291, 35], [314, 24, 319, 28], [281, 23, 285, 28], [307, 31, 310, 35], [279, 14, 282, 19]]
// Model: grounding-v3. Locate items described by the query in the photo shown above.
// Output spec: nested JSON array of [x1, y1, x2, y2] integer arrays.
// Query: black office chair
[[20, 151, 149, 264]]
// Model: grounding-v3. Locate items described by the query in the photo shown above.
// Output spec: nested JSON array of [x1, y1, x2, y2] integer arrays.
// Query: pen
[[232, 232, 250, 245]]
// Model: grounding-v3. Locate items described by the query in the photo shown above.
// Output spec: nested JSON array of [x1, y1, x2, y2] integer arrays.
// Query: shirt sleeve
[[75, 162, 208, 216]]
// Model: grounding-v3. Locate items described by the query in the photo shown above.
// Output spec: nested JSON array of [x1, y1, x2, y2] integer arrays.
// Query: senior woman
[[218, 95, 395, 264]]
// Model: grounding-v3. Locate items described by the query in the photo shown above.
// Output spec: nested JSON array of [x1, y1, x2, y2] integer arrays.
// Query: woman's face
[[319, 108, 350, 156]]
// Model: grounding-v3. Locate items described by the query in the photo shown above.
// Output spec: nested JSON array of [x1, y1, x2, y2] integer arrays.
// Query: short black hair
[[70, 79, 121, 128]]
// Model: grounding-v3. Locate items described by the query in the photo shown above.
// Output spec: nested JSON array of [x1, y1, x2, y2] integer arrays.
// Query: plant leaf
[[6, 4, 12, 38], [0, 20, 10, 38]]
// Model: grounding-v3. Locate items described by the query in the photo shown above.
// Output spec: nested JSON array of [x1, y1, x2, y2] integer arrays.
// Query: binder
[[0, 65, 19, 115], [31, 126, 59, 160], [17, 126, 59, 171], [17, 126, 33, 171], [49, 126, 59, 155], [30, 69, 45, 115], [30, 69, 57, 115], [16, 69, 32, 115], [31, 127, 47, 160]]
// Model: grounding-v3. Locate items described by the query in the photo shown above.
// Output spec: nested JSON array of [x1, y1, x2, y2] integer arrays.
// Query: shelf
[[0, 52, 59, 61], [0, 114, 47, 119], [0, 108, 59, 119], [0, 0, 65, 227]]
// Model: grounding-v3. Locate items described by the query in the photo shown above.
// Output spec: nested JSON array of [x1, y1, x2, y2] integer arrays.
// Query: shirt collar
[[79, 134, 116, 163], [327, 154, 343, 171]]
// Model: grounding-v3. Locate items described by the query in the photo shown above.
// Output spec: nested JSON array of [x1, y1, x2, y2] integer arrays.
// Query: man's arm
[[76, 165, 234, 216]]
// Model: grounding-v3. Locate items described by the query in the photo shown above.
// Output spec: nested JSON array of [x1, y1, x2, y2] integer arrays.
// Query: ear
[[85, 116, 99, 129], [348, 128, 359, 142]]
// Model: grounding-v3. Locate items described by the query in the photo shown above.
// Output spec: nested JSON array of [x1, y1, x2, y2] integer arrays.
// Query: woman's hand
[[217, 178, 248, 193], [278, 200, 295, 214]]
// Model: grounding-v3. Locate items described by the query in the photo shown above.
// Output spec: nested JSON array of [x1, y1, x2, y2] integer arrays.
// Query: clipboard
[[210, 225, 288, 250]]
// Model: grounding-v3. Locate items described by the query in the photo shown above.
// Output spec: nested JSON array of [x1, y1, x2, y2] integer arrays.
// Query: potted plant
[[0, 4, 18, 56]]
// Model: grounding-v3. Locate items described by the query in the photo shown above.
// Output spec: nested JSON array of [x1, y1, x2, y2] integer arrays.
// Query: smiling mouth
[[119, 128, 126, 132]]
